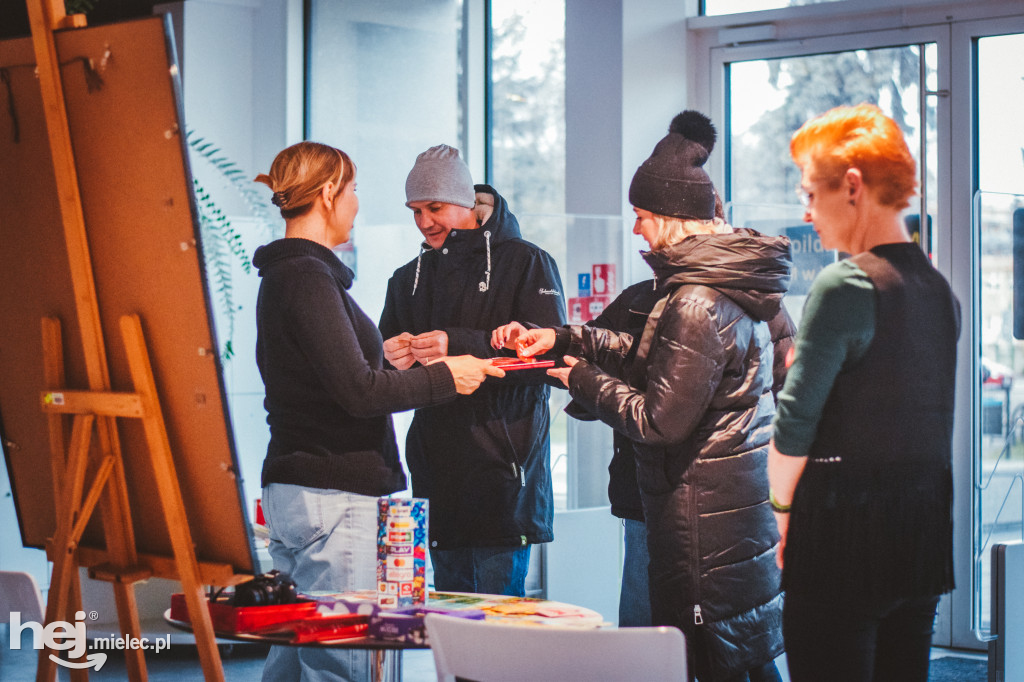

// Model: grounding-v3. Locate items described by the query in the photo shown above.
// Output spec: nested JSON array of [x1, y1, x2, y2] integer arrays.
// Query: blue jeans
[[430, 545, 531, 596], [619, 518, 652, 627], [261, 484, 378, 682]]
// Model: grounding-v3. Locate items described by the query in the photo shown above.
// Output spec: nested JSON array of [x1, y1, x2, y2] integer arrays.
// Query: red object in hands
[[491, 357, 555, 371], [515, 336, 532, 361]]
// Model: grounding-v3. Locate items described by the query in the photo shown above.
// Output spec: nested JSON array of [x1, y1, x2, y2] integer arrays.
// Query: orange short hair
[[790, 103, 917, 210]]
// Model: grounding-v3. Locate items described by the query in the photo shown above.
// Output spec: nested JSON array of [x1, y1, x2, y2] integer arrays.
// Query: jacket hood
[[642, 228, 792, 321], [410, 184, 519, 295], [252, 237, 354, 289]]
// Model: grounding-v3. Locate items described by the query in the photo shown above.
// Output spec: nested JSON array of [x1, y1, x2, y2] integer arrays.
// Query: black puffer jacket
[[569, 280, 796, 522], [379, 185, 566, 550], [564, 229, 790, 681]]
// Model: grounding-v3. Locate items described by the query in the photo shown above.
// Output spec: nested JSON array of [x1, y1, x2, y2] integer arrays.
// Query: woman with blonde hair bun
[[252, 141, 502, 682]]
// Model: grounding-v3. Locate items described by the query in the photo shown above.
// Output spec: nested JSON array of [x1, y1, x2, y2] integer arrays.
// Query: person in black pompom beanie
[[628, 110, 718, 220], [493, 110, 792, 682]]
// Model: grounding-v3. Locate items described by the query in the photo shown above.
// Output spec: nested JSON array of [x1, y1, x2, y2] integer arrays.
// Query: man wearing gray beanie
[[379, 144, 566, 597]]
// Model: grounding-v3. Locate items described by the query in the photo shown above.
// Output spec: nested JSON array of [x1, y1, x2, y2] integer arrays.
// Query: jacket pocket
[[264, 483, 328, 549]]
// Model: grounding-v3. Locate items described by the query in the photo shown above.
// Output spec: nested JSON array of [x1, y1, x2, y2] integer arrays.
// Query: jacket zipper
[[691, 475, 702, 626], [511, 462, 525, 487]]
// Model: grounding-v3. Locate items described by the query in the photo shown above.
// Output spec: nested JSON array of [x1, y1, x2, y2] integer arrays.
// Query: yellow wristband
[[769, 488, 791, 513]]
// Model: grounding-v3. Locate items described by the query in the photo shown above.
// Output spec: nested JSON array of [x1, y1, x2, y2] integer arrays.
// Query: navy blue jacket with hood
[[379, 185, 566, 550]]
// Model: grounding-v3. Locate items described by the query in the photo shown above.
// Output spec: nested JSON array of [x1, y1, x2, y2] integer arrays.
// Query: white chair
[[425, 613, 687, 682], [0, 570, 46, 625]]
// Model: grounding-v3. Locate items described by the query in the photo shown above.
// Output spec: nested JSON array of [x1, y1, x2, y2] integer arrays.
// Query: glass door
[[723, 42, 938, 326], [709, 21, 961, 642], [966, 27, 1024, 644], [711, 10, 1024, 648]]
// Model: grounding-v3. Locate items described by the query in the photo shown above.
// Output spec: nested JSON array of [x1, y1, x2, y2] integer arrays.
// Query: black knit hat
[[628, 111, 717, 220]]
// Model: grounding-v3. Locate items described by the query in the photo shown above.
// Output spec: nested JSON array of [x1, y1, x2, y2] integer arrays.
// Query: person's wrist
[[769, 488, 791, 514]]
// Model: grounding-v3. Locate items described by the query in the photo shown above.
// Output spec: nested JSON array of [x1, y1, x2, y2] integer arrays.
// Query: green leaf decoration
[[186, 128, 276, 362]]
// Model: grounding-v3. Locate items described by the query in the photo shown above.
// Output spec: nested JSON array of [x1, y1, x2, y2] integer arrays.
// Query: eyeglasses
[[795, 186, 813, 208]]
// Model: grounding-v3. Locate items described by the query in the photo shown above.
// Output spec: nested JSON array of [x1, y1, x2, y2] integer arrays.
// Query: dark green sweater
[[772, 259, 875, 456]]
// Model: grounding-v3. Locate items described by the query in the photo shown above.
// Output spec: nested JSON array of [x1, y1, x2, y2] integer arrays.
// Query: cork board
[[0, 15, 255, 577]]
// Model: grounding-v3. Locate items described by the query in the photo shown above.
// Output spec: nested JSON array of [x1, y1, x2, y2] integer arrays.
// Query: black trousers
[[783, 592, 941, 682]]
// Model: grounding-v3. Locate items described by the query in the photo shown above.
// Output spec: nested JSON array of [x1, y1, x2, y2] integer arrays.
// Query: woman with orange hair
[[768, 104, 960, 681]]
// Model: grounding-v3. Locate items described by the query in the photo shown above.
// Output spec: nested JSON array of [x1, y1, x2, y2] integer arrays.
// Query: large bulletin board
[[0, 15, 255, 578]]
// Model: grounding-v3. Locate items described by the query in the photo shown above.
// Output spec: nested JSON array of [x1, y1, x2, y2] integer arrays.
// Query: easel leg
[[112, 581, 147, 681], [121, 315, 225, 682], [68, 573, 90, 682], [37, 413, 95, 682]]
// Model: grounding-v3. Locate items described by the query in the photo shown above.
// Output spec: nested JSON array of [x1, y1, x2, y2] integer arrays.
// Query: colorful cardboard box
[[376, 497, 428, 609]]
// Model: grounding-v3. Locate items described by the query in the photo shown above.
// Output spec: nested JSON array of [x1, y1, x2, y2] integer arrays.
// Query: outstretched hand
[[546, 356, 577, 388], [438, 355, 505, 395], [492, 324, 556, 359], [491, 321, 529, 351]]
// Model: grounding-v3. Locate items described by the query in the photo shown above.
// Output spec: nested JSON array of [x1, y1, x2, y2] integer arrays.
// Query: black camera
[[229, 570, 299, 607]]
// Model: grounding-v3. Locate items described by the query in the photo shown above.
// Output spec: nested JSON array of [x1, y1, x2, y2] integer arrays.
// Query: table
[[165, 590, 604, 681]]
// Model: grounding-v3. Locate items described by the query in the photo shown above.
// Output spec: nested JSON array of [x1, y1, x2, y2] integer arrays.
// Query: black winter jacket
[[253, 238, 457, 495], [570, 279, 796, 522], [564, 229, 790, 681], [379, 185, 566, 550]]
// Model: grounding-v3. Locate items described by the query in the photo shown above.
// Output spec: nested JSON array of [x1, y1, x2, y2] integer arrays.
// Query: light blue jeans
[[261, 484, 378, 682], [430, 545, 531, 597], [619, 518, 652, 627]]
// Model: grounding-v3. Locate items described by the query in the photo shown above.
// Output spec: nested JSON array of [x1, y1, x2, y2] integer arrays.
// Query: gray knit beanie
[[628, 111, 717, 220], [405, 144, 476, 208]]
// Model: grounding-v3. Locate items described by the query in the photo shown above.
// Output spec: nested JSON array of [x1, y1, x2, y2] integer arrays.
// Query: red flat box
[[170, 593, 319, 634], [251, 613, 370, 644], [491, 357, 555, 370]]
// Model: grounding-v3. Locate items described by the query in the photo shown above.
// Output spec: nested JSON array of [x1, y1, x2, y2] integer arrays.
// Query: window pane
[[727, 45, 936, 322], [306, 0, 468, 501], [973, 32, 1024, 638], [490, 0, 571, 507], [704, 0, 843, 17], [489, 0, 566, 216], [308, 0, 467, 321]]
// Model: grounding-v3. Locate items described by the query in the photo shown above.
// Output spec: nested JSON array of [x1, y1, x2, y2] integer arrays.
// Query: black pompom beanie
[[628, 110, 717, 220]]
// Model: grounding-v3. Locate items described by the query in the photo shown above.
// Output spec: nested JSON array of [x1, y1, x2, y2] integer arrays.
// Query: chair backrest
[[425, 613, 687, 682], [0, 570, 46, 625]]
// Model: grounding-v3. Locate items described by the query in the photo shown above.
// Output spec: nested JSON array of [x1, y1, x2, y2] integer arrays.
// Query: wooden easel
[[25, 1, 231, 680]]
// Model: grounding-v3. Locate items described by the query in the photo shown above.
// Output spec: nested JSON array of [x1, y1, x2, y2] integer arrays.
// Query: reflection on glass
[[490, 0, 566, 217], [973, 33, 1024, 639], [520, 214, 627, 510], [308, 0, 467, 321], [727, 43, 937, 323]]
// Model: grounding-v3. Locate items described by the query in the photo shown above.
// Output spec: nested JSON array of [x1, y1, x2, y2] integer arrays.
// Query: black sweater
[[253, 237, 456, 495]]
